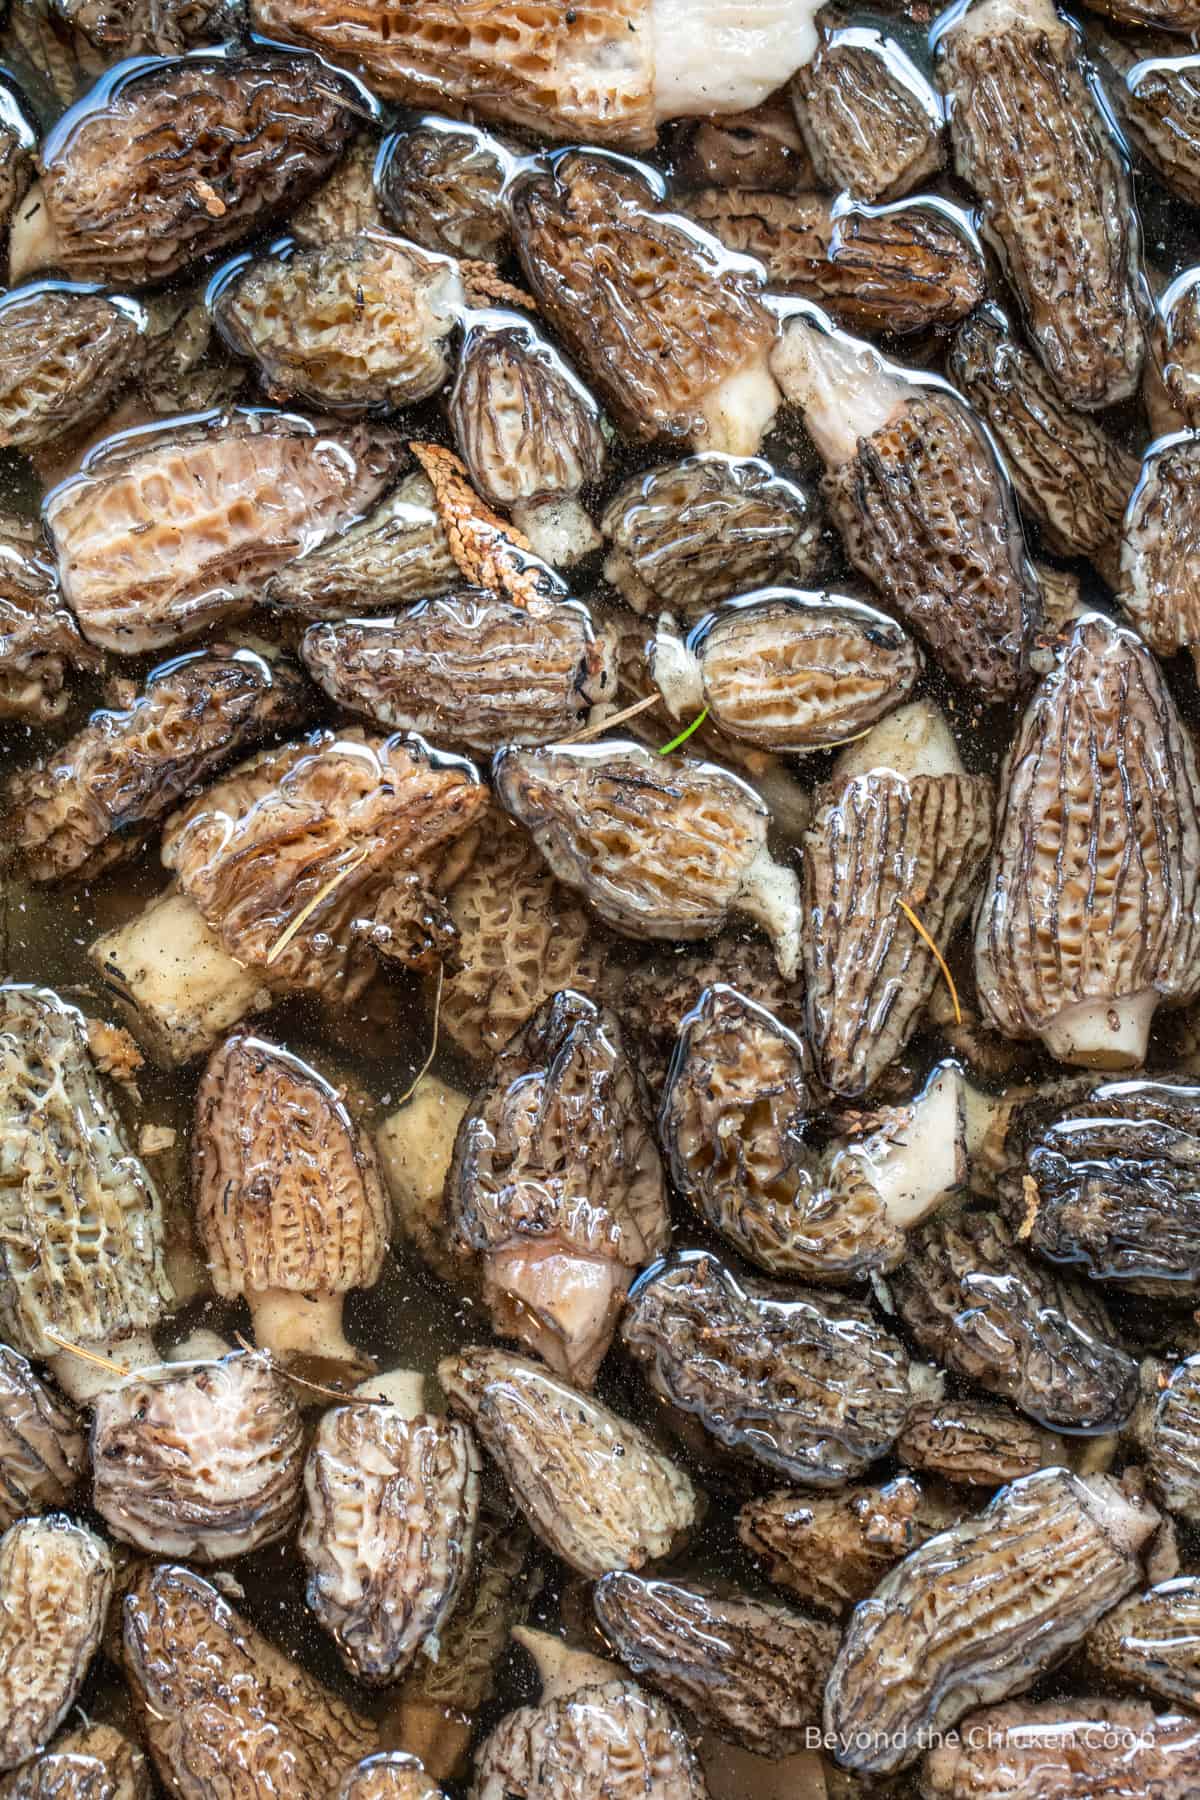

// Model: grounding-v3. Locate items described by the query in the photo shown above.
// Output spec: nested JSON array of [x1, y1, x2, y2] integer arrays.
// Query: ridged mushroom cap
[[0, 1515, 114, 1773], [0, 284, 145, 451], [473, 1671, 708, 1798], [0, 1346, 86, 1530], [0, 1722, 150, 1800], [449, 321, 606, 508], [0, 514, 96, 724], [336, 1754, 444, 1800]]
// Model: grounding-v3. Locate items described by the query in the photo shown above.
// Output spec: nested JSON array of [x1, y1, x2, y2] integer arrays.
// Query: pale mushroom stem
[[770, 315, 908, 467], [510, 1627, 622, 1704], [356, 1368, 427, 1416], [833, 699, 964, 785], [248, 1290, 359, 1369], [737, 846, 803, 980], [652, 616, 705, 721], [511, 495, 601, 568], [7, 183, 58, 284], [651, 0, 824, 121], [1040, 990, 1158, 1070], [848, 1061, 968, 1231], [49, 1329, 159, 1404], [90, 886, 272, 1067], [697, 359, 781, 457]]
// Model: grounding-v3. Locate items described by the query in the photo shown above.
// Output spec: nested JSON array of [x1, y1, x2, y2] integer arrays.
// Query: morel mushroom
[[0, 1347, 85, 1529], [825, 1468, 1158, 1775], [0, 514, 97, 723], [512, 151, 780, 453], [1119, 430, 1200, 665], [248, 0, 822, 147], [136, 290, 247, 418], [449, 989, 667, 1385], [790, 23, 945, 201], [439, 1345, 697, 1576], [46, 409, 403, 653], [1096, 29, 1200, 210], [1086, 1576, 1200, 1711], [676, 93, 815, 191], [493, 740, 802, 978], [264, 469, 459, 620], [652, 589, 921, 753], [300, 1371, 480, 1684], [0, 283, 144, 451], [194, 1032, 390, 1370], [974, 614, 1200, 1068], [896, 1399, 1069, 1488], [622, 1250, 937, 1485], [1016, 1075, 1200, 1290], [91, 1348, 305, 1560], [949, 303, 1139, 583], [1148, 269, 1200, 436], [337, 1755, 443, 1800], [0, 1721, 151, 1800], [0, 1515, 114, 1773], [473, 1628, 707, 1798], [771, 310, 1039, 699], [661, 986, 967, 1281], [213, 233, 463, 414], [8, 646, 310, 883], [926, 1700, 1200, 1797], [801, 701, 994, 1098], [890, 1204, 1139, 1433], [685, 188, 985, 338], [0, 986, 172, 1400], [449, 319, 607, 566], [288, 135, 386, 246], [739, 1476, 958, 1618], [301, 596, 614, 754], [92, 728, 485, 1064], [601, 454, 822, 616], [377, 120, 513, 261], [9, 49, 360, 285], [1134, 1354, 1200, 1525], [122, 1562, 375, 1798], [0, 76, 35, 242], [593, 1572, 839, 1757], [938, 0, 1144, 410]]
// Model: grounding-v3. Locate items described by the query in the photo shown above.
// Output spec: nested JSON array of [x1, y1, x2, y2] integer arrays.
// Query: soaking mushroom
[[801, 701, 994, 1098], [1132, 1354, 1200, 1525], [593, 1573, 839, 1757], [1119, 431, 1200, 667], [449, 988, 668, 1385], [0, 284, 145, 451], [0, 1721, 151, 1799], [0, 1347, 86, 1530], [790, 23, 945, 201], [493, 739, 803, 979], [291, 137, 387, 247], [9, 48, 361, 284], [472, 1629, 708, 1799], [439, 1345, 696, 1576], [300, 1370, 480, 1684], [511, 151, 780, 453], [91, 1348, 305, 1560], [90, 728, 485, 1064], [622, 1250, 939, 1485], [7, 646, 311, 883], [45, 409, 404, 654], [1095, 30, 1200, 211], [1148, 270, 1200, 435], [0, 1515, 114, 1773], [771, 309, 1040, 699], [676, 93, 815, 191], [375, 1076, 475, 1289], [825, 1469, 1160, 1775], [122, 1562, 376, 1798], [974, 614, 1200, 1068], [938, 0, 1145, 409], [923, 1698, 1200, 1798], [193, 1032, 390, 1372], [1086, 1576, 1200, 1710], [264, 469, 460, 621], [336, 1755, 444, 1800], [0, 515, 97, 724], [376, 121, 513, 262], [0, 986, 173, 1400], [896, 1399, 1070, 1488], [660, 986, 968, 1281]]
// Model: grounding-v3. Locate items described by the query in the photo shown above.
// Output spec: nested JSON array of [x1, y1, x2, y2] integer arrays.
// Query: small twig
[[393, 962, 444, 1108], [43, 1330, 129, 1377], [659, 705, 710, 755], [265, 847, 370, 967], [557, 692, 659, 746], [1017, 1173, 1040, 1242], [895, 897, 962, 1026], [232, 1333, 386, 1406]]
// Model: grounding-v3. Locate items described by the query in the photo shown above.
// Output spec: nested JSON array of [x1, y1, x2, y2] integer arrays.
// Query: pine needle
[[659, 706, 710, 755], [232, 1333, 386, 1406], [265, 846, 369, 968], [895, 897, 962, 1025], [43, 1330, 129, 1377], [558, 692, 659, 745], [394, 962, 444, 1108]]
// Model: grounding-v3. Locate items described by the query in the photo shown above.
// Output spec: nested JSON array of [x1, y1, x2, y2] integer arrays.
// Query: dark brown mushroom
[[336, 1755, 444, 1800], [1133, 1354, 1200, 1525], [0, 284, 144, 451], [1147, 270, 1200, 435], [377, 120, 513, 260], [1119, 430, 1200, 666], [790, 23, 945, 201], [290, 135, 386, 246], [676, 94, 816, 192], [1086, 1576, 1200, 1710], [1096, 27, 1200, 209], [896, 1398, 1069, 1488], [0, 1721, 151, 1800]]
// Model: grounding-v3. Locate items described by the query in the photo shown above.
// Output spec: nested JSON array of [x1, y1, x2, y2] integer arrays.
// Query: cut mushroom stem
[[833, 699, 963, 786], [698, 359, 784, 458], [48, 1329, 159, 1404], [510, 495, 601, 568], [356, 1368, 427, 1415], [248, 1290, 366, 1375], [510, 1627, 621, 1704], [1040, 990, 1159, 1071], [848, 1061, 968, 1232], [652, 616, 705, 720], [738, 845, 803, 981], [651, 0, 824, 122], [770, 312, 905, 463], [375, 1075, 472, 1288], [90, 886, 272, 1067]]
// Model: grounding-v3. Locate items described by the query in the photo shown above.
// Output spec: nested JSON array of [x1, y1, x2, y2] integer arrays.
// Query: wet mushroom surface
[[0, 3, 1198, 1792]]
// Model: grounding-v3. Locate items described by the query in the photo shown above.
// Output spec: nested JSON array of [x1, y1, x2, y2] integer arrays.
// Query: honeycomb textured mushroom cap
[[91, 1349, 305, 1561], [0, 1515, 115, 1773], [1119, 430, 1200, 657], [0, 285, 145, 451], [0, 1722, 151, 1800], [10, 50, 359, 285], [377, 121, 513, 262], [0, 1345, 86, 1530], [1086, 1576, 1200, 1710], [121, 1562, 376, 1798], [472, 1672, 708, 1798], [263, 469, 459, 621], [45, 411, 404, 654], [300, 1398, 481, 1684], [439, 1345, 696, 1576], [0, 514, 97, 724], [336, 1754, 444, 1800], [921, 1697, 1200, 1798], [0, 985, 172, 1363], [449, 321, 607, 509], [790, 23, 945, 202], [290, 136, 387, 247]]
